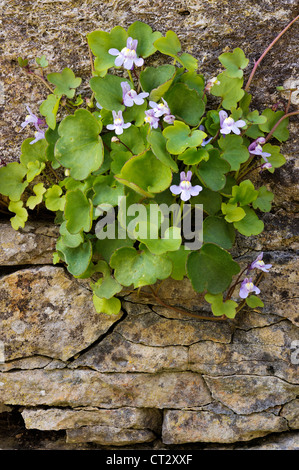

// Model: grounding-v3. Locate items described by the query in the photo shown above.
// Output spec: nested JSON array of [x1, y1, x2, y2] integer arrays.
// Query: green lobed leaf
[[178, 147, 209, 165], [210, 72, 244, 109], [164, 83, 205, 126], [221, 202, 246, 223], [59, 220, 84, 248], [191, 188, 222, 216], [90, 74, 131, 111], [178, 53, 198, 72], [262, 143, 286, 173], [64, 188, 93, 234], [229, 180, 258, 206], [26, 183, 46, 210], [233, 206, 264, 236], [203, 216, 235, 249], [259, 109, 289, 142], [26, 160, 46, 183], [93, 294, 122, 315], [44, 185, 66, 212], [20, 138, 47, 167], [147, 129, 178, 172], [246, 295, 264, 308], [47, 68, 82, 99], [36, 55, 48, 68], [92, 174, 125, 207], [127, 21, 162, 58], [205, 293, 238, 318], [90, 261, 122, 300], [197, 149, 230, 191], [187, 243, 240, 294], [138, 226, 182, 255], [39, 94, 61, 130], [110, 245, 173, 288], [153, 30, 181, 57], [87, 26, 128, 76], [219, 135, 249, 171], [56, 238, 93, 277], [115, 149, 173, 198], [0, 162, 28, 201], [8, 200, 28, 230], [163, 120, 206, 155], [55, 109, 103, 180], [252, 186, 274, 212], [218, 48, 249, 78], [139, 64, 176, 95], [166, 246, 190, 280]]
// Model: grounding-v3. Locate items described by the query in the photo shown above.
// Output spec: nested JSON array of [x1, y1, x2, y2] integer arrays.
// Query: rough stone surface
[[0, 369, 212, 409], [0, 222, 58, 265], [0, 0, 299, 450], [66, 425, 156, 446], [21, 407, 162, 432], [162, 410, 288, 444], [0, 265, 123, 361]]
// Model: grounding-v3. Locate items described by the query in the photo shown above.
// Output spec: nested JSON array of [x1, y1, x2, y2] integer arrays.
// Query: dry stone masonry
[[0, 0, 298, 449]]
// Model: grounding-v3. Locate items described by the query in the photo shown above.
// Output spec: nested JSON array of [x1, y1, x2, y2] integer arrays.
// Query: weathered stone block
[[0, 222, 58, 265], [0, 266, 123, 361], [162, 409, 288, 444], [66, 425, 156, 446], [22, 407, 162, 432], [204, 375, 299, 415], [0, 369, 212, 409]]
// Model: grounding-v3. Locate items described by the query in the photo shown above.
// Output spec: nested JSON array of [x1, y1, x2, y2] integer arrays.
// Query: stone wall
[[0, 0, 299, 450]]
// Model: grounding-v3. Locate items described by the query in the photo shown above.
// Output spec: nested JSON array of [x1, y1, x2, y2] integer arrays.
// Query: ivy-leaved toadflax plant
[[1, 17, 298, 319]]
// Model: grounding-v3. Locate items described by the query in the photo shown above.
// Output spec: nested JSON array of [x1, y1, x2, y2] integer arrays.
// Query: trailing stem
[[245, 15, 299, 92]]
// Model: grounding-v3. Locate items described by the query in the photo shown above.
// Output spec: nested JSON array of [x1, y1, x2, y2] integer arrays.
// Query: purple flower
[[21, 105, 47, 144], [30, 129, 46, 145], [148, 98, 175, 125], [106, 110, 131, 135], [249, 253, 272, 272], [149, 98, 171, 117], [21, 105, 46, 130], [260, 162, 272, 170], [248, 137, 271, 163], [239, 277, 261, 299], [121, 82, 149, 107], [144, 109, 160, 129], [163, 113, 175, 124], [219, 110, 246, 135], [170, 171, 202, 202], [109, 37, 144, 70], [21, 106, 40, 129]]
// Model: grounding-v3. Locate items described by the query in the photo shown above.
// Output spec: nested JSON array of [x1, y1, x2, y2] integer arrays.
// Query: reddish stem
[[245, 15, 299, 92]]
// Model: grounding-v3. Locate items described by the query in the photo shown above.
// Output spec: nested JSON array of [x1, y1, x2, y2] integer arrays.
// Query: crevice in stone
[[66, 304, 129, 364]]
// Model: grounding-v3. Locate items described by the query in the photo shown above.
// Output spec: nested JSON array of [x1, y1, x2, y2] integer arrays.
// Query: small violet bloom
[[106, 110, 131, 135], [21, 105, 47, 145], [248, 137, 272, 166], [121, 82, 149, 107], [170, 171, 202, 202], [149, 98, 175, 124], [239, 277, 261, 299], [109, 37, 144, 70], [21, 106, 40, 129], [219, 110, 246, 136], [249, 252, 272, 273], [30, 129, 46, 145], [144, 109, 160, 129]]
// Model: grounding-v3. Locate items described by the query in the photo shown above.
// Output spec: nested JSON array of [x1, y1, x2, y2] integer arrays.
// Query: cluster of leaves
[[0, 21, 290, 318]]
